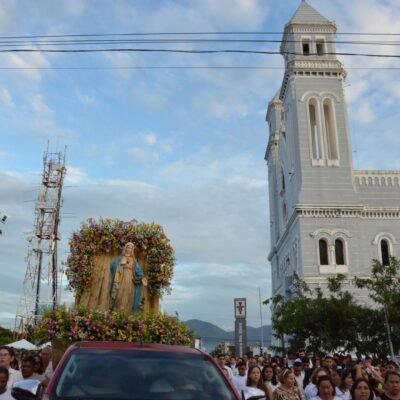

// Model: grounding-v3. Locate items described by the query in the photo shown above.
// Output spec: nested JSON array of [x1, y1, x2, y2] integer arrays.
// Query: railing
[[353, 170, 400, 187]]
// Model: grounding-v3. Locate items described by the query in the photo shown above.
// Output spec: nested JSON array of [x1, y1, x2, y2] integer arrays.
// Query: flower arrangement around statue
[[66, 219, 175, 314], [34, 306, 194, 348]]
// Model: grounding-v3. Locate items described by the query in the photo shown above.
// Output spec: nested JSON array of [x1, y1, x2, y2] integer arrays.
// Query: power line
[[2, 38, 400, 46], [0, 48, 400, 58], [0, 66, 399, 71], [2, 31, 400, 40]]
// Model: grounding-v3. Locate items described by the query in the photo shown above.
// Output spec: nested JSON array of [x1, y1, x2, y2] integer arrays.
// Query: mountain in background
[[185, 319, 272, 352]]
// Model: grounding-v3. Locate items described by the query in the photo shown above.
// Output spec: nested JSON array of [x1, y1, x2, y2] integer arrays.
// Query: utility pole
[[259, 287, 264, 353], [14, 145, 66, 337], [384, 304, 395, 359]]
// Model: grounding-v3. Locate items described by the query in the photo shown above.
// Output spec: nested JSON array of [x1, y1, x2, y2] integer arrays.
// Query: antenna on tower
[[14, 143, 67, 338]]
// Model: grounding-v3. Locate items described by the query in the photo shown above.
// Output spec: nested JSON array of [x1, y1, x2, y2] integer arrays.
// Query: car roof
[[68, 341, 205, 355]]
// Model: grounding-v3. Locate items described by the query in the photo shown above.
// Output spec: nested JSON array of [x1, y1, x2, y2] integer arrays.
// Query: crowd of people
[[216, 352, 400, 400], [0, 345, 53, 400], [0, 342, 399, 400]]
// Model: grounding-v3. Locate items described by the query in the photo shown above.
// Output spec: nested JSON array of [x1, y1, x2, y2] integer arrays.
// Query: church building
[[265, 1, 400, 303]]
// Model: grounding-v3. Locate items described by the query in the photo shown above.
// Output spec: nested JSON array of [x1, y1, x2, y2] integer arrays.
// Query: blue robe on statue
[[110, 256, 145, 313]]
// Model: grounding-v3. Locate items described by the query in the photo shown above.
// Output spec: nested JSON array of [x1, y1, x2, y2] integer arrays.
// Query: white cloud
[[144, 132, 157, 146], [162, 143, 173, 153], [133, 88, 168, 112], [64, 0, 86, 17], [354, 101, 375, 125], [28, 118, 71, 141], [30, 94, 52, 117], [6, 53, 50, 82], [105, 178, 158, 195], [75, 89, 97, 106], [129, 147, 160, 162], [0, 3, 13, 34], [0, 87, 14, 108], [162, 262, 271, 330], [227, 176, 266, 190], [65, 166, 88, 185]]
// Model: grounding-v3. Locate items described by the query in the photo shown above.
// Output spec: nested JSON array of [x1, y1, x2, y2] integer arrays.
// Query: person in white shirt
[[232, 362, 248, 395], [293, 359, 305, 396], [310, 375, 341, 400], [304, 367, 330, 400], [0, 366, 13, 400], [217, 354, 234, 380], [262, 365, 279, 392], [40, 346, 53, 380], [335, 369, 352, 400], [0, 347, 18, 390], [230, 356, 239, 376], [13, 356, 44, 384]]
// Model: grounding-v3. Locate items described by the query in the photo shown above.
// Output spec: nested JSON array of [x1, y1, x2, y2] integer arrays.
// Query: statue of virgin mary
[[109, 242, 147, 313]]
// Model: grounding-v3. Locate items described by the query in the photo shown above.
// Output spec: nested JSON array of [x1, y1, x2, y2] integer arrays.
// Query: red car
[[13, 341, 242, 400]]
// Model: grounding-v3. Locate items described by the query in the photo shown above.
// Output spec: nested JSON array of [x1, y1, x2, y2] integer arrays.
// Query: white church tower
[[266, 1, 400, 302]]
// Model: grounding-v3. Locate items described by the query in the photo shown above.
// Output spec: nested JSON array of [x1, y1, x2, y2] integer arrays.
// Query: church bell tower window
[[335, 239, 345, 265], [316, 39, 325, 56], [319, 239, 329, 265], [308, 99, 323, 161], [302, 40, 311, 56], [323, 99, 339, 162], [380, 239, 390, 266]]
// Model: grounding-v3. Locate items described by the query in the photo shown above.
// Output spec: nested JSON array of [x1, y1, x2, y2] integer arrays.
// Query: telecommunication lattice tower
[[15, 146, 67, 337]]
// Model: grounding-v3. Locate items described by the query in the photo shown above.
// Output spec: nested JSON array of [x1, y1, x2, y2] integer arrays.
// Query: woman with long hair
[[313, 375, 341, 400], [304, 367, 330, 400], [263, 364, 279, 391], [336, 369, 353, 400], [351, 378, 374, 400], [273, 369, 302, 400], [244, 366, 271, 400]]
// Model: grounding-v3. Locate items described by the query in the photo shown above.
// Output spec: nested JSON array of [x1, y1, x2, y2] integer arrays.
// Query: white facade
[[265, 2, 400, 303]]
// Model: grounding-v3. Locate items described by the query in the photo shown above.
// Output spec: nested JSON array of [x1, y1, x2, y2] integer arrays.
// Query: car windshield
[[53, 348, 237, 400]]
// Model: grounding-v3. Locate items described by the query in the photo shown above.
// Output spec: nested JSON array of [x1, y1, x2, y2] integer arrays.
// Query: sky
[[0, 0, 400, 333]]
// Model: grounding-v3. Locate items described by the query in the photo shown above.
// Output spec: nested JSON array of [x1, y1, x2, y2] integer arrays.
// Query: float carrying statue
[[109, 242, 148, 313], [68, 219, 175, 315]]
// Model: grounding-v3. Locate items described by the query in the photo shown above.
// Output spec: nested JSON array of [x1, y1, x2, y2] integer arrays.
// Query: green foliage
[[355, 257, 400, 306], [266, 259, 400, 355], [210, 345, 224, 357], [355, 257, 400, 354], [0, 326, 13, 346]]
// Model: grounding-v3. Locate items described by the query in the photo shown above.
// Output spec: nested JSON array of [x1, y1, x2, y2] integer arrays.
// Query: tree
[[355, 257, 400, 355], [264, 273, 388, 355], [0, 326, 13, 346]]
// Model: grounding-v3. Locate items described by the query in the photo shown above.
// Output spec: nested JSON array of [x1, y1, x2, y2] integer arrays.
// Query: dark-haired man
[[14, 356, 44, 384], [232, 362, 247, 395], [217, 354, 233, 380], [381, 372, 400, 400]]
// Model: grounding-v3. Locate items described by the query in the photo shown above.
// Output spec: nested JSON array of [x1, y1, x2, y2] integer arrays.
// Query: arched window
[[323, 99, 338, 161], [381, 239, 390, 266], [319, 239, 329, 265], [309, 99, 322, 160], [335, 239, 345, 265], [316, 40, 325, 56]]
